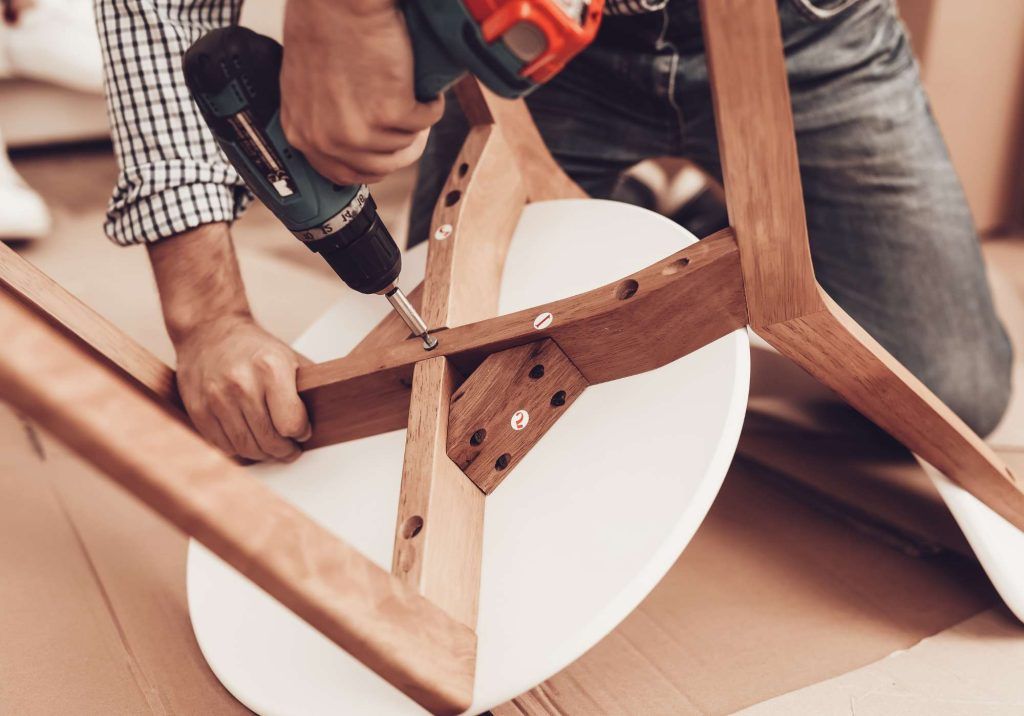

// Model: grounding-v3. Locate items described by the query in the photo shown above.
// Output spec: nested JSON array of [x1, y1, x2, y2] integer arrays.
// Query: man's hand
[[174, 315, 311, 462], [280, 0, 444, 185], [148, 224, 311, 462]]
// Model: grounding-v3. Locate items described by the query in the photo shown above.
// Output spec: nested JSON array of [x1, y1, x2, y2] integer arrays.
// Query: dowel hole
[[615, 279, 639, 300], [458, 162, 469, 177], [495, 453, 511, 470], [402, 515, 424, 539], [661, 257, 691, 276], [445, 190, 462, 207], [529, 364, 545, 379], [470, 428, 487, 446], [551, 390, 567, 407]]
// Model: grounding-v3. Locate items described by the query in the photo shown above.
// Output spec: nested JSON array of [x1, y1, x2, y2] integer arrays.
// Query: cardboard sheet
[[742, 608, 1024, 715]]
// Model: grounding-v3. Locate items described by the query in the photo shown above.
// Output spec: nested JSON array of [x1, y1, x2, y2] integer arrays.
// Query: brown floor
[[3, 142, 1023, 715]]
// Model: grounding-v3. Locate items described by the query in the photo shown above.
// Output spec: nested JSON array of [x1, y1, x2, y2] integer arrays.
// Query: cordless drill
[[183, 0, 602, 350]]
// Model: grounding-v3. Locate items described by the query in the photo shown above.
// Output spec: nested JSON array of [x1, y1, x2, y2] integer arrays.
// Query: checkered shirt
[[96, 0, 661, 245]]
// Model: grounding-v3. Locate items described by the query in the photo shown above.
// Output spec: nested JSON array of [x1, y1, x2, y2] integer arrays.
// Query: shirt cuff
[[104, 162, 253, 245]]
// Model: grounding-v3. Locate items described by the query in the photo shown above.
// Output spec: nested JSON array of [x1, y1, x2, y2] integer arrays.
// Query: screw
[[495, 453, 511, 470], [551, 390, 567, 407], [529, 364, 545, 379], [470, 429, 486, 446]]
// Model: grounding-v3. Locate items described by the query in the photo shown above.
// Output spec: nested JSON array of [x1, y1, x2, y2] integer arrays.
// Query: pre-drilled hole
[[445, 190, 462, 207], [529, 364, 545, 379], [661, 257, 691, 276], [458, 162, 469, 177], [495, 453, 511, 470], [402, 515, 424, 539], [551, 390, 567, 407], [470, 429, 487, 446], [616, 279, 639, 300]]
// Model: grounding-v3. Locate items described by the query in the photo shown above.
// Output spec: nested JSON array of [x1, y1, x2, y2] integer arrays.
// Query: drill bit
[[384, 285, 437, 350]]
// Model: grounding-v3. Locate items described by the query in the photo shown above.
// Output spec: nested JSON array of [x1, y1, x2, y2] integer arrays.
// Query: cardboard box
[[899, 0, 1024, 234]]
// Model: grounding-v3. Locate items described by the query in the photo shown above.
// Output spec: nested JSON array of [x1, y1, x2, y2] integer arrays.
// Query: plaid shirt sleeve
[[96, 0, 250, 245], [95, 0, 658, 246]]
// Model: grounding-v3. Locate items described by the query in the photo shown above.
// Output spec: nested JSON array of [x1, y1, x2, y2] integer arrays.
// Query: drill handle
[[404, 0, 468, 102]]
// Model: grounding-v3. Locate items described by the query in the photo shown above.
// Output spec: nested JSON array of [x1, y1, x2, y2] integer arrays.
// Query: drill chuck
[[296, 190, 402, 296]]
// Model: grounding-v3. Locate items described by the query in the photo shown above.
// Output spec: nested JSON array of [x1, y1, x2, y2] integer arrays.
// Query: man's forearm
[[147, 223, 251, 346]]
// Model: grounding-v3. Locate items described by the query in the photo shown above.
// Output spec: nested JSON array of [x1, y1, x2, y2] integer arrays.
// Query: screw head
[[495, 453, 511, 470], [533, 312, 553, 330], [551, 390, 567, 407]]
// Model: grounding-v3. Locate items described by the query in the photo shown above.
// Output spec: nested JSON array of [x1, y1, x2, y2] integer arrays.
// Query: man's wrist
[[147, 223, 253, 346], [288, 0, 396, 22]]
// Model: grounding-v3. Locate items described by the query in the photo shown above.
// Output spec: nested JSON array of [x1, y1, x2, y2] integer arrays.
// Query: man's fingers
[[301, 143, 385, 185], [265, 375, 312, 444], [384, 96, 445, 133], [301, 132, 429, 186], [239, 394, 301, 461], [335, 133, 429, 178], [209, 391, 271, 461], [216, 410, 269, 461], [189, 406, 235, 455]]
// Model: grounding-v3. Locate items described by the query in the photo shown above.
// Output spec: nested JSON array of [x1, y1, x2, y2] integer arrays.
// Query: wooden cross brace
[[0, 2, 1020, 713]]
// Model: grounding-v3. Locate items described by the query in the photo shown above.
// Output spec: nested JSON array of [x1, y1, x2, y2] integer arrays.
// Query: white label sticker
[[434, 224, 453, 240], [510, 409, 530, 431], [533, 312, 553, 330]]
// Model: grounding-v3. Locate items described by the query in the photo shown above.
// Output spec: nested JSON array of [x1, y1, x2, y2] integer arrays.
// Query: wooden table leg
[[759, 291, 1024, 530], [393, 357, 485, 628], [0, 288, 476, 714]]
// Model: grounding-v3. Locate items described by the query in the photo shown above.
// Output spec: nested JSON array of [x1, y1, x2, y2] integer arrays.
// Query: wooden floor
[[2, 143, 1023, 714]]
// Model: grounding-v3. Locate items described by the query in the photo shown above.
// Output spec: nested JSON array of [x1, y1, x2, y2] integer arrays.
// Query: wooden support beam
[[447, 339, 587, 494], [700, 2, 1024, 531], [389, 81, 548, 633], [758, 291, 1024, 531], [452, 79, 586, 202], [393, 357, 485, 627], [700, 0, 823, 326], [0, 241, 179, 408], [421, 124, 527, 330], [0, 288, 475, 715], [300, 229, 747, 449]]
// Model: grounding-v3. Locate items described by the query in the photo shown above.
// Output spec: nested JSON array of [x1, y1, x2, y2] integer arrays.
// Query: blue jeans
[[410, 0, 1013, 436]]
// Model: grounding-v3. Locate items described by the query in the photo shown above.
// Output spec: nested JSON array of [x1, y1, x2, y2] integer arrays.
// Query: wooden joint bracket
[[447, 339, 587, 494]]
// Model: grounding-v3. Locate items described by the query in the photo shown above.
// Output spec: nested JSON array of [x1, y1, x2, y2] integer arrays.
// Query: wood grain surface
[[701, 0, 823, 326], [452, 79, 586, 202], [0, 289, 476, 715], [421, 124, 527, 330], [300, 229, 747, 448], [393, 357, 485, 629], [0, 240, 179, 408], [447, 339, 587, 493], [758, 291, 1024, 532]]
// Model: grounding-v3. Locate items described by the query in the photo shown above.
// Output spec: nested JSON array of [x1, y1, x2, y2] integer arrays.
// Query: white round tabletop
[[187, 199, 750, 715]]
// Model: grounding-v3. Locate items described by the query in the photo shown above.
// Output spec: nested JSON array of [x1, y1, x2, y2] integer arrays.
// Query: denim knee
[[920, 333, 1014, 438]]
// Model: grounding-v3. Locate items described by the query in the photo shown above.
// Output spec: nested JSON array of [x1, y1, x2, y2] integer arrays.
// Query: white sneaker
[[1, 0, 104, 94], [0, 129, 51, 241], [0, 179, 51, 241]]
